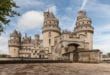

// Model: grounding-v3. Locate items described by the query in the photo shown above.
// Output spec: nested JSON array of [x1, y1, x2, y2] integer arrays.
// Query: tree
[[107, 53, 110, 57], [0, 0, 20, 33]]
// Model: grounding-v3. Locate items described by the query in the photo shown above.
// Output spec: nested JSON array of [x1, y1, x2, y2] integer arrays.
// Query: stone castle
[[8, 10, 102, 63]]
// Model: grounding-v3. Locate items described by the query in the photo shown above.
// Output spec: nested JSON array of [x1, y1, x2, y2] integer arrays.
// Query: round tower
[[8, 30, 21, 57], [42, 11, 61, 49], [34, 34, 39, 47], [74, 10, 94, 50]]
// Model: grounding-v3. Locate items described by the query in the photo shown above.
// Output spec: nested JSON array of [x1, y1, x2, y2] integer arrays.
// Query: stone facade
[[8, 10, 102, 63]]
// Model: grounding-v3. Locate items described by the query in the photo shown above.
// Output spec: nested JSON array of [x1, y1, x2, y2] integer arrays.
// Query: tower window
[[48, 32, 51, 37], [49, 39, 51, 45], [46, 15, 48, 17]]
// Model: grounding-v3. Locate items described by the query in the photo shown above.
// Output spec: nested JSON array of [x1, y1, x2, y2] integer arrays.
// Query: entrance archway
[[39, 50, 45, 59], [67, 43, 79, 62]]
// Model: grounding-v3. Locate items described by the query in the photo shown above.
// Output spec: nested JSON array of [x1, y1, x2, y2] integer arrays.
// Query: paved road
[[0, 63, 110, 75]]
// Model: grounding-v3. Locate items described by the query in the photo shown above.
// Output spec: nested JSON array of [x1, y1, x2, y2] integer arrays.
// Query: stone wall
[[78, 50, 102, 63]]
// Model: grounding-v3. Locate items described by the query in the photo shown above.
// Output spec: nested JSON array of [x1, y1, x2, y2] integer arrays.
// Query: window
[[49, 39, 51, 45], [55, 40, 57, 44], [48, 32, 51, 37]]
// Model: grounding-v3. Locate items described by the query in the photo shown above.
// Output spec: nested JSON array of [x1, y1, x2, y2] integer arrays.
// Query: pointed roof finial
[[25, 33, 27, 38]]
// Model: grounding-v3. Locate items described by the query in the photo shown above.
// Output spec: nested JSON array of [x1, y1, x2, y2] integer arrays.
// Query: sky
[[0, 0, 110, 54]]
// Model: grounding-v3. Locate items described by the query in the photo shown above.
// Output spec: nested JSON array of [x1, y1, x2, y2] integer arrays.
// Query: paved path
[[0, 63, 110, 75]]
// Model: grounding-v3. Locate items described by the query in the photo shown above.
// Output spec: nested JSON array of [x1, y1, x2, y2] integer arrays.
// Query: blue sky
[[0, 0, 110, 54]]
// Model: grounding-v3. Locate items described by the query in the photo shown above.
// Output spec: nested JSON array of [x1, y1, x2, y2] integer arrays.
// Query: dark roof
[[10, 30, 20, 37]]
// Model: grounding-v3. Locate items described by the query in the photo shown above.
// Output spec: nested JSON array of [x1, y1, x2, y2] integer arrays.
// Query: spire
[[25, 33, 27, 38], [77, 10, 86, 19]]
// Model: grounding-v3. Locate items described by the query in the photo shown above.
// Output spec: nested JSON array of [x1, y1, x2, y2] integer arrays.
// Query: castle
[[8, 10, 102, 63]]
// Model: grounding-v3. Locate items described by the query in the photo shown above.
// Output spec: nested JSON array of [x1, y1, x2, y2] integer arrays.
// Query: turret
[[42, 11, 61, 52], [34, 34, 39, 47], [43, 11, 60, 32], [22, 33, 31, 44], [8, 30, 21, 57], [74, 10, 94, 50]]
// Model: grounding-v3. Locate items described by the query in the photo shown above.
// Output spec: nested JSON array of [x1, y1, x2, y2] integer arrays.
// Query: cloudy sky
[[0, 0, 110, 54]]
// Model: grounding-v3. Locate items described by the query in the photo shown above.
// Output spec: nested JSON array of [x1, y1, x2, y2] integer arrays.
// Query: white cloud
[[45, 5, 57, 15], [17, 11, 43, 31], [94, 25, 110, 50], [86, 0, 110, 17], [14, 0, 44, 8], [60, 16, 75, 31], [94, 45, 110, 54], [65, 7, 73, 13], [96, 24, 110, 33], [93, 24, 110, 54], [0, 34, 9, 54]]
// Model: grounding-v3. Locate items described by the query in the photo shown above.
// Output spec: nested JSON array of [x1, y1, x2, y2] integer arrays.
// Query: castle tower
[[42, 11, 61, 51], [34, 34, 39, 47], [74, 10, 94, 50], [8, 30, 21, 57]]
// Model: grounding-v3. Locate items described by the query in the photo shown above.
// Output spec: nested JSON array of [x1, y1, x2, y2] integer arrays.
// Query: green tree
[[0, 0, 20, 33]]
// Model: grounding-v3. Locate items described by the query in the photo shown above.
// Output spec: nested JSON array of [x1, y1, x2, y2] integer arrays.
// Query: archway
[[67, 43, 79, 51], [67, 43, 79, 62], [39, 50, 45, 59]]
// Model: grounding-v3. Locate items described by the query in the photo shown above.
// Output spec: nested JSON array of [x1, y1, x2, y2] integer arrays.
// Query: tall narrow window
[[49, 39, 51, 45], [48, 32, 51, 37]]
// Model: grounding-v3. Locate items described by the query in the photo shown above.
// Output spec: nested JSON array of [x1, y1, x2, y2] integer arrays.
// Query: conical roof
[[10, 30, 20, 37]]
